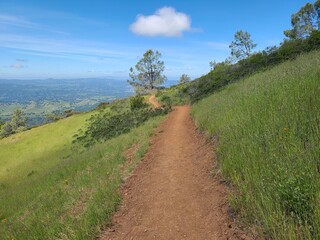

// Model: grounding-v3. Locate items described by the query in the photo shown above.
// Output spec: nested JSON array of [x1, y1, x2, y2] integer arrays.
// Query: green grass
[[0, 105, 164, 239], [191, 50, 320, 239]]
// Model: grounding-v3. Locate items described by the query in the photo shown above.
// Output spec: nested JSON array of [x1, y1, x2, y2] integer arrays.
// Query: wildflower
[[283, 128, 288, 132]]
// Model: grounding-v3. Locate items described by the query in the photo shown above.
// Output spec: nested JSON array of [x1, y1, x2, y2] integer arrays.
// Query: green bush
[[130, 95, 147, 110], [75, 106, 171, 147], [0, 109, 28, 138]]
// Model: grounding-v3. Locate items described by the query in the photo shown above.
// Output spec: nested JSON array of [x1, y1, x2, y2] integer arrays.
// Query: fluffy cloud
[[130, 7, 191, 37]]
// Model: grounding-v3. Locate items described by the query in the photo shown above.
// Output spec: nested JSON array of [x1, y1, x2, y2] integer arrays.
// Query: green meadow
[[192, 50, 320, 239], [0, 106, 164, 239]]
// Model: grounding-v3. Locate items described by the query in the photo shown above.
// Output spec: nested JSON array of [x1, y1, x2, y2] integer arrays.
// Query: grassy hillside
[[191, 50, 320, 239], [0, 101, 164, 239], [156, 31, 320, 106]]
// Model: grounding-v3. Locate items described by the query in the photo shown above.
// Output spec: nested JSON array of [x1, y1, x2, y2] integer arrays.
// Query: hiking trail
[[100, 96, 250, 240]]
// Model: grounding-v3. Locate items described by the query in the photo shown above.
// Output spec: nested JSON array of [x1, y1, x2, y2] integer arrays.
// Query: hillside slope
[[192, 50, 320, 239], [0, 103, 164, 239]]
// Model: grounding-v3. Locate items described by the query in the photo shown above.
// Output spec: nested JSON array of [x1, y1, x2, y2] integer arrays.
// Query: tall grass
[[0, 110, 164, 239], [191, 50, 320, 239]]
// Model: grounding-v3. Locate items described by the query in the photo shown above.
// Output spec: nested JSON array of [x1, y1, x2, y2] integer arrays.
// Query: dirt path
[[100, 103, 249, 239], [148, 95, 161, 108]]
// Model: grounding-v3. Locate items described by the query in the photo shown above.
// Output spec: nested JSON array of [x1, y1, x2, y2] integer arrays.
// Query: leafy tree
[[10, 109, 28, 132], [209, 61, 217, 71], [0, 122, 13, 137], [284, 1, 320, 39], [128, 49, 166, 94], [179, 74, 191, 84], [0, 108, 28, 137], [229, 30, 257, 60]]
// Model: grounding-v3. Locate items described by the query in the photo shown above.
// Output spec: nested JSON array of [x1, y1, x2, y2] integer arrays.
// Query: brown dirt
[[100, 102, 252, 239], [148, 95, 161, 108]]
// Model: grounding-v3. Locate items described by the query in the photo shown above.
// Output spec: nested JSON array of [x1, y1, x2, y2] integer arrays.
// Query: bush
[[74, 106, 171, 147], [130, 95, 147, 110], [0, 109, 28, 138]]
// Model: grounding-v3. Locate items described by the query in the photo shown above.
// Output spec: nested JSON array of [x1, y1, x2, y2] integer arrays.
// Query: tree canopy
[[0, 108, 28, 138], [284, 0, 320, 39], [229, 30, 257, 61], [128, 49, 166, 94], [179, 74, 191, 84]]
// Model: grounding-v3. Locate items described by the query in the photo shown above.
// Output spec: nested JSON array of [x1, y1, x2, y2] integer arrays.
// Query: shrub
[[0, 109, 28, 138], [130, 95, 147, 110], [74, 106, 171, 147]]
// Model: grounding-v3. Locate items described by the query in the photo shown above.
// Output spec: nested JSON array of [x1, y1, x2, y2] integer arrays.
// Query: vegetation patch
[[158, 30, 320, 105], [0, 98, 165, 239], [191, 50, 320, 239], [74, 106, 171, 147]]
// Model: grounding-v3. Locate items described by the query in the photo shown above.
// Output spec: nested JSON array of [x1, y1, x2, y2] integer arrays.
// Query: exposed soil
[[148, 95, 161, 108], [99, 97, 251, 240]]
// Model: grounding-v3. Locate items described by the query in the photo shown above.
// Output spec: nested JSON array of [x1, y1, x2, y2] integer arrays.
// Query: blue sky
[[0, 0, 310, 80]]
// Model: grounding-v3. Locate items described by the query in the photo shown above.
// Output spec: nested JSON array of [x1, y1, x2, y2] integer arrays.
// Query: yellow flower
[[283, 128, 288, 132]]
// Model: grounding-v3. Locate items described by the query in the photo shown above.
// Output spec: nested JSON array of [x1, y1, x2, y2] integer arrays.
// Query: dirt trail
[[100, 99, 249, 240], [148, 95, 161, 108]]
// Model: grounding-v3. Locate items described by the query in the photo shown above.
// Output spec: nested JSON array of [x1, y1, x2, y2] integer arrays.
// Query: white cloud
[[0, 34, 134, 62], [0, 14, 37, 28], [130, 7, 191, 37], [10, 63, 25, 69]]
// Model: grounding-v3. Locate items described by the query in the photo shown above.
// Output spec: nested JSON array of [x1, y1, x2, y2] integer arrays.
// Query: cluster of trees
[[129, 0, 319, 97], [208, 0, 320, 69], [182, 0, 320, 103], [0, 109, 28, 138]]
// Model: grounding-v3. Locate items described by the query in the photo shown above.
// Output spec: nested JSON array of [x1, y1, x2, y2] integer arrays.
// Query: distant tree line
[[182, 0, 320, 103]]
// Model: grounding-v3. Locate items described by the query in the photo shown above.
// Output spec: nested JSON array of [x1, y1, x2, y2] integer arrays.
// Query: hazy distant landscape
[[0, 78, 178, 126], [0, 78, 131, 125]]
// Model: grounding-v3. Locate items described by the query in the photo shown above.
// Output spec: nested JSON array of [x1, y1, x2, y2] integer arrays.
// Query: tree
[[10, 109, 28, 131], [0, 108, 28, 138], [284, 1, 320, 39], [209, 61, 218, 71], [179, 74, 191, 84], [128, 49, 166, 94], [229, 30, 257, 60]]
